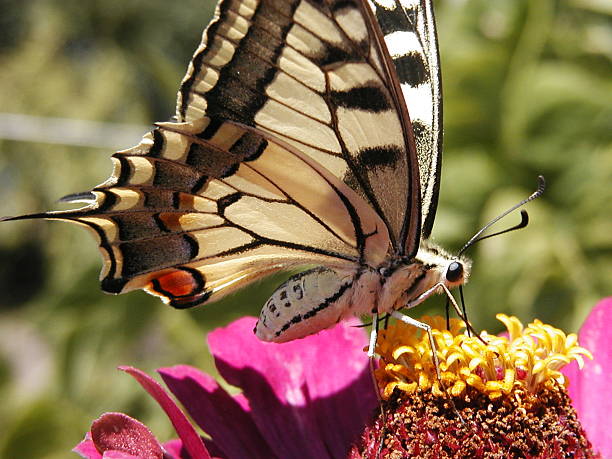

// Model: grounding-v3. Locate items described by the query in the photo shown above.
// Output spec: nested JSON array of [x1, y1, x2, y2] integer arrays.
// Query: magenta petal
[[102, 452, 143, 459], [119, 367, 211, 459], [299, 318, 377, 453], [208, 317, 376, 458], [162, 439, 186, 459], [74, 433, 103, 459], [88, 412, 163, 459], [564, 298, 612, 458], [159, 365, 272, 458]]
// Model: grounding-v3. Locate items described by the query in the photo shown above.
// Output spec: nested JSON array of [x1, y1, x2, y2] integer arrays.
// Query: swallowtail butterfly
[[5, 0, 472, 344]]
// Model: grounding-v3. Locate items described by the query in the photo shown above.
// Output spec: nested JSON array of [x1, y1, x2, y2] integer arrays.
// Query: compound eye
[[446, 261, 463, 283]]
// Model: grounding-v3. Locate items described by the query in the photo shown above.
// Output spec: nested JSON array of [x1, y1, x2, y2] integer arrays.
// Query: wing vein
[[240, 160, 359, 250]]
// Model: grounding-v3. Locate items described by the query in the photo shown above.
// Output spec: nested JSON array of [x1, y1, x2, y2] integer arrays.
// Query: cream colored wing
[[6, 117, 390, 307], [176, 0, 422, 256]]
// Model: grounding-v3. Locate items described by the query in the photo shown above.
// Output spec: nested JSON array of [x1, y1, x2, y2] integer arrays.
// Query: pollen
[[351, 315, 599, 458], [374, 314, 592, 400]]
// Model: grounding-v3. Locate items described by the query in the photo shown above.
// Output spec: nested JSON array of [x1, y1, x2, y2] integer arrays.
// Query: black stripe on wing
[[370, 0, 443, 239], [176, 0, 423, 256], [4, 117, 385, 308], [179, 0, 302, 123]]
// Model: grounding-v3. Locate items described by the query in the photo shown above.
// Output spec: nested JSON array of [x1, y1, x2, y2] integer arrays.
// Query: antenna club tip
[[536, 175, 546, 192]]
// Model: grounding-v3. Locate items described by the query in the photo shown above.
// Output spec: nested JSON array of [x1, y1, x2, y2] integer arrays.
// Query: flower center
[[350, 314, 600, 458], [374, 314, 592, 400]]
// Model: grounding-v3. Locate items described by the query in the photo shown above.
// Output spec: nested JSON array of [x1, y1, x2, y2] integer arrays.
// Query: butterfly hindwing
[[18, 117, 390, 307], [177, 0, 423, 255]]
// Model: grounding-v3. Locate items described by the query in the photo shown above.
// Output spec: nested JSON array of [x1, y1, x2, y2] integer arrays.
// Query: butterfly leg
[[367, 312, 379, 358], [367, 313, 385, 401], [390, 282, 466, 383], [368, 312, 388, 459], [389, 310, 441, 380], [407, 282, 463, 317], [406, 282, 484, 340], [389, 309, 467, 424]]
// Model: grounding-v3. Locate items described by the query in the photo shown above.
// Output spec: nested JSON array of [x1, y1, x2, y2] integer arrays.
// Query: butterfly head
[[416, 241, 471, 290]]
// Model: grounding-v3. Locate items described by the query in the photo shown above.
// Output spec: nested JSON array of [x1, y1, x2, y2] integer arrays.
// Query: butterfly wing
[[5, 117, 390, 307], [176, 0, 423, 255], [5, 0, 443, 316], [370, 0, 442, 238]]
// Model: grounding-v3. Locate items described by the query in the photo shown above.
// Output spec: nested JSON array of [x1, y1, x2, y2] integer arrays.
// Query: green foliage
[[0, 0, 609, 456], [435, 0, 611, 333]]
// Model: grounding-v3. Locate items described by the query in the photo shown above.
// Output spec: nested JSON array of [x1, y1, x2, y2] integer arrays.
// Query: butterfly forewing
[[177, 0, 423, 254], [369, 0, 442, 238]]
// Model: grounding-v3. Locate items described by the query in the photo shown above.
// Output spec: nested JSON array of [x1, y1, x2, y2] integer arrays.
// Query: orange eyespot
[[145, 267, 209, 308], [157, 213, 183, 231], [150, 269, 198, 297]]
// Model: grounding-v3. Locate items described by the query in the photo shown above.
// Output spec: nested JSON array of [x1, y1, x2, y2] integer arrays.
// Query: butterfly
[[4, 0, 472, 345]]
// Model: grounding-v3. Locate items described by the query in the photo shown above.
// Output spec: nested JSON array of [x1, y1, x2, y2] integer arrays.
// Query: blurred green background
[[0, 0, 610, 457]]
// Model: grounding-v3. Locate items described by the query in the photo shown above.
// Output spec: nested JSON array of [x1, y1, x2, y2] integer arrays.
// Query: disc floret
[[374, 314, 592, 400], [351, 314, 599, 458]]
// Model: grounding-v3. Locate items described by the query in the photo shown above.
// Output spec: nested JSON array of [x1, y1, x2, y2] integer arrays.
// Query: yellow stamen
[[374, 314, 592, 399]]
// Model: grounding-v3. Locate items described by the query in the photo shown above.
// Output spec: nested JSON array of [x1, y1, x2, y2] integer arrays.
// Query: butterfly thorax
[[377, 242, 471, 316]]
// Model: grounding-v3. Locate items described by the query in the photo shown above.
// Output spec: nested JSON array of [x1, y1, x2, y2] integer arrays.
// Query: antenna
[[458, 176, 546, 256]]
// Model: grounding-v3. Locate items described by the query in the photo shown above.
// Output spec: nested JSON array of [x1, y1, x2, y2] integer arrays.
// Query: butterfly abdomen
[[255, 266, 383, 342], [255, 267, 352, 342]]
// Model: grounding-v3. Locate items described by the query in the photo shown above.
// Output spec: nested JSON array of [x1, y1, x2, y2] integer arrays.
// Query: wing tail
[[4, 117, 390, 307]]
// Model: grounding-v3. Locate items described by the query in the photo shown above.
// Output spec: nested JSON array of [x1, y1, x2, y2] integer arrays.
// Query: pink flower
[[74, 317, 377, 459], [75, 300, 609, 458], [562, 297, 611, 458]]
